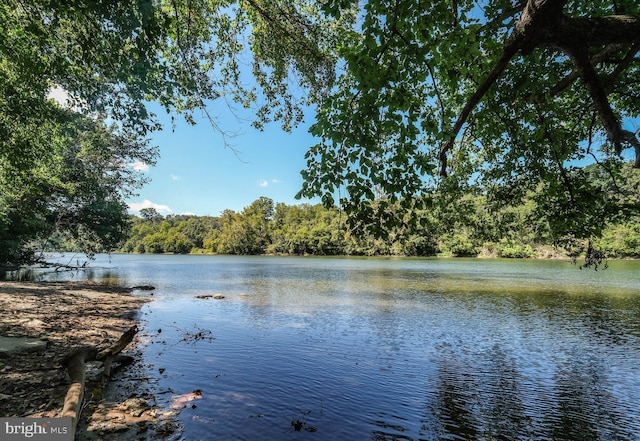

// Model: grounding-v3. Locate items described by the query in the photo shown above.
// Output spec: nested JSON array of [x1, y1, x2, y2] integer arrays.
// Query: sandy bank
[[0, 281, 168, 439]]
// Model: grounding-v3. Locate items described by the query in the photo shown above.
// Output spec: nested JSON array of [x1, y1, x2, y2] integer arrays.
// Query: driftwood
[[96, 325, 138, 385], [61, 326, 139, 438]]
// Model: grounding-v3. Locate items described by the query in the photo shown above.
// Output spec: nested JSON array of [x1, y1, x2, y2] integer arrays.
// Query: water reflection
[[475, 347, 529, 440], [413, 345, 638, 441], [0, 261, 127, 284], [549, 358, 604, 441], [149, 258, 640, 441], [8, 255, 640, 440], [424, 354, 481, 440], [549, 352, 640, 441], [372, 417, 413, 440], [1, 267, 38, 281]]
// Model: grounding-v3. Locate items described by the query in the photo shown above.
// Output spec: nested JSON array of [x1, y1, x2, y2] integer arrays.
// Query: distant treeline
[[112, 192, 639, 259]]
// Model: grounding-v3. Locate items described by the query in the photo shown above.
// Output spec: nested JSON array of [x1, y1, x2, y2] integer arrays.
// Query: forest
[[2, 0, 639, 269], [45, 160, 639, 260]]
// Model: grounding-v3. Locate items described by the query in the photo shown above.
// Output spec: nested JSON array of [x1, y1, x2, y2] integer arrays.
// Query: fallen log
[[61, 326, 139, 438], [96, 325, 138, 386], [61, 348, 95, 435]]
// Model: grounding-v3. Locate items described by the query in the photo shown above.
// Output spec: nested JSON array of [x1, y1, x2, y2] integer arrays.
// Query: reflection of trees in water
[[219, 266, 640, 441], [371, 419, 414, 441], [578, 295, 640, 346], [420, 352, 480, 440], [419, 347, 530, 441], [475, 346, 531, 440], [547, 355, 632, 441], [416, 345, 637, 441], [522, 290, 640, 345]]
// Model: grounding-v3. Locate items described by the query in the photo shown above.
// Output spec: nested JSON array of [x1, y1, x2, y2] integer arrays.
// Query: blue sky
[[126, 99, 640, 218], [127, 101, 321, 217]]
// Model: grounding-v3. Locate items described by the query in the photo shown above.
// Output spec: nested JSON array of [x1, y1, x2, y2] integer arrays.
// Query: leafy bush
[[596, 222, 640, 258], [441, 234, 478, 257], [496, 240, 536, 258]]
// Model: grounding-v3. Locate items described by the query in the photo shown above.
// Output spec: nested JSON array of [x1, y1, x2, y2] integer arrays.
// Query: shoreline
[[0, 281, 163, 440]]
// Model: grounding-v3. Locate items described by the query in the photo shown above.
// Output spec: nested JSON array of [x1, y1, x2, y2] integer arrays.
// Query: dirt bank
[[0, 281, 170, 440]]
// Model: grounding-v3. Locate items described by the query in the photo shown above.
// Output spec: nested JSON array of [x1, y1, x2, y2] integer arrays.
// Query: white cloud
[[47, 86, 70, 106], [131, 162, 150, 172], [259, 178, 280, 187], [128, 199, 172, 214], [171, 174, 182, 181], [181, 212, 196, 216], [47, 85, 87, 112]]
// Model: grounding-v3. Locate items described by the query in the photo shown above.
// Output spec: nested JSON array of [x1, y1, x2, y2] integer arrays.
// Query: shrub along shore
[[47, 195, 639, 261]]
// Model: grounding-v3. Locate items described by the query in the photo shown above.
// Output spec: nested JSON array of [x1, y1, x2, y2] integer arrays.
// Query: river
[[33, 255, 640, 440]]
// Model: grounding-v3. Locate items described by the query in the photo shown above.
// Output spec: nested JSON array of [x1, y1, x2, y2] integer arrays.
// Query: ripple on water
[[44, 255, 640, 441]]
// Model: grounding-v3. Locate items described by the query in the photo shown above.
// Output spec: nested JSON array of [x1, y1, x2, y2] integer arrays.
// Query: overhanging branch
[[439, 0, 566, 175], [438, 0, 640, 175], [530, 43, 630, 102], [438, 41, 519, 175], [570, 45, 625, 151]]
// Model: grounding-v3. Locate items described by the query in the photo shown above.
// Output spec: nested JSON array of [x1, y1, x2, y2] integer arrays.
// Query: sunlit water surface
[[30, 255, 640, 440]]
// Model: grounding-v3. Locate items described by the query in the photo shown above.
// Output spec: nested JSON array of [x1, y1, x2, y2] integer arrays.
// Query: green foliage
[[122, 214, 217, 254], [212, 198, 274, 254], [268, 202, 345, 254], [297, 0, 640, 253], [0, 106, 154, 267], [439, 232, 479, 258], [5, 0, 639, 268], [121, 198, 347, 256], [495, 240, 536, 259], [115, 185, 632, 259], [595, 221, 640, 258], [0, 0, 352, 267]]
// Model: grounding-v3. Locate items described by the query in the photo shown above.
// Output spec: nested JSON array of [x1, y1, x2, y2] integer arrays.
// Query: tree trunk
[[61, 326, 139, 438]]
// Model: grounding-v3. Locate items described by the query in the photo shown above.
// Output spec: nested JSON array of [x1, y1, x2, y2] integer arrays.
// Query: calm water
[[34, 255, 640, 440]]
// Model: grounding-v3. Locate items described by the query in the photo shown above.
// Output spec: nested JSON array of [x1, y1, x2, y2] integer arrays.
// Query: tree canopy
[[2, 0, 639, 267], [298, 0, 640, 260], [116, 183, 640, 260], [0, 0, 348, 267]]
